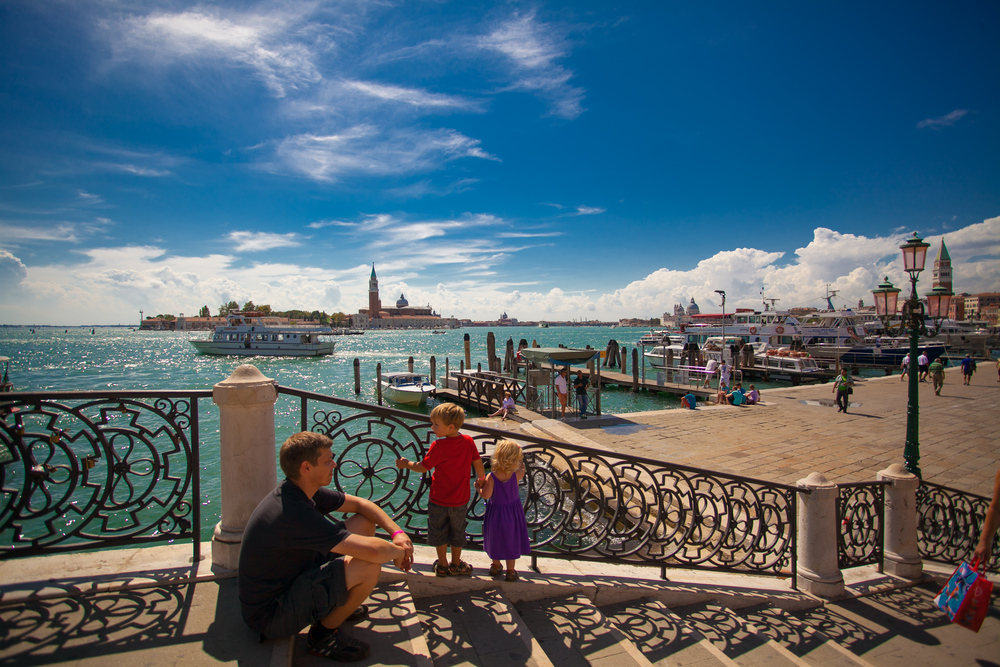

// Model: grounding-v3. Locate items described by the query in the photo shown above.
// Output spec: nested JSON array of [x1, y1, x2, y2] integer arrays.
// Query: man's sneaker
[[307, 627, 370, 662]]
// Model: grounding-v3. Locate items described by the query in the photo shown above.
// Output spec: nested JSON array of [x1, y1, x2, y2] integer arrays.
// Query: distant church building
[[353, 264, 457, 329], [932, 239, 952, 293]]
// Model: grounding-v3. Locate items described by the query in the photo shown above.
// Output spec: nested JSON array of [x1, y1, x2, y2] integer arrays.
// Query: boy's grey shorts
[[427, 502, 469, 548], [256, 555, 348, 640]]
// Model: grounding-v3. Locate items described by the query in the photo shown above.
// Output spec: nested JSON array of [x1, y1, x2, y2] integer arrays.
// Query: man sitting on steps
[[238, 431, 414, 662]]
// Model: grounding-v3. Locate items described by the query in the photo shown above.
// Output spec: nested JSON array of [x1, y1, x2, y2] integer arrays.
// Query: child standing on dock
[[396, 404, 486, 577], [476, 439, 531, 581]]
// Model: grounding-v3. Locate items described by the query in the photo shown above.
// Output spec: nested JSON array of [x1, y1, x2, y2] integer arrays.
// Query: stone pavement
[[478, 366, 1000, 496]]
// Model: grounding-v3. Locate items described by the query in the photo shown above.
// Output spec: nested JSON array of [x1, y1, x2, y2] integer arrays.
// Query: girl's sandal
[[448, 560, 473, 577], [488, 563, 504, 577], [505, 571, 519, 582], [434, 561, 449, 578]]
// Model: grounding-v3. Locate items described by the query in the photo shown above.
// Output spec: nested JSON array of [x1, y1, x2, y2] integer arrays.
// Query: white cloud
[[917, 109, 968, 129], [478, 13, 585, 119], [272, 126, 497, 182], [0, 250, 28, 289], [227, 231, 303, 252], [574, 206, 604, 215], [114, 9, 321, 97], [341, 80, 481, 111]]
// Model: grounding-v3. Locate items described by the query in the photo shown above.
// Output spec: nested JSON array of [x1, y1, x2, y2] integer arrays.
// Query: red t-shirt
[[420, 433, 481, 507]]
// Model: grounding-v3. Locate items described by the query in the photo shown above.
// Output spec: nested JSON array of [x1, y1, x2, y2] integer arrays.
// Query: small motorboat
[[518, 347, 599, 365], [376, 372, 436, 406]]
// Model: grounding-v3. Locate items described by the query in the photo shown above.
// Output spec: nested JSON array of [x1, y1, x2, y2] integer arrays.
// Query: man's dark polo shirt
[[238, 479, 349, 628]]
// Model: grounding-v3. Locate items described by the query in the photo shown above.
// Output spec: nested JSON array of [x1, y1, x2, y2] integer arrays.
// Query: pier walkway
[[470, 365, 1000, 497]]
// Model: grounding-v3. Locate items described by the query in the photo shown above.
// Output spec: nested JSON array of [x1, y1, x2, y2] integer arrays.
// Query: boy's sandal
[[434, 561, 449, 578], [448, 560, 473, 576], [488, 563, 504, 576], [505, 571, 519, 582]]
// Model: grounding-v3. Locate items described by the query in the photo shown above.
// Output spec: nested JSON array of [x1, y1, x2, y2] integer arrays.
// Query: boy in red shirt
[[396, 403, 485, 576]]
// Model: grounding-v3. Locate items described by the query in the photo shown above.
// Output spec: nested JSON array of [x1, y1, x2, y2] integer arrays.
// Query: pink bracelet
[[391, 530, 405, 538]]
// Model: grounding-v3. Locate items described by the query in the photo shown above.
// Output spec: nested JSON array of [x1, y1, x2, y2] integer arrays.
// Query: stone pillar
[[878, 463, 923, 579], [211, 364, 278, 570], [796, 472, 844, 598]]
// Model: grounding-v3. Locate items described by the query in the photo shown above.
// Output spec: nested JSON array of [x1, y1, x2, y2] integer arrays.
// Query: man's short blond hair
[[279, 431, 332, 480], [430, 402, 465, 429]]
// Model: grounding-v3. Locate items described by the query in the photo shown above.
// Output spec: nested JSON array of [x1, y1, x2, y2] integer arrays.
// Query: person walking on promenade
[[917, 350, 930, 382], [960, 353, 977, 385], [833, 369, 854, 413], [396, 403, 485, 578], [573, 371, 589, 418], [554, 368, 569, 417], [900, 353, 910, 381], [476, 439, 531, 582], [238, 431, 414, 662], [929, 357, 945, 396], [719, 361, 731, 389], [973, 468, 1000, 564], [703, 358, 718, 388]]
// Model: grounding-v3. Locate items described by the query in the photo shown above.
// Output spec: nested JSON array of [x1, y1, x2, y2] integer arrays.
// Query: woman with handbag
[[832, 369, 854, 413]]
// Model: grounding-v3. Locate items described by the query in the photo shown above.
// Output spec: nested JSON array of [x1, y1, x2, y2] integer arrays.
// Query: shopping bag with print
[[934, 558, 993, 632]]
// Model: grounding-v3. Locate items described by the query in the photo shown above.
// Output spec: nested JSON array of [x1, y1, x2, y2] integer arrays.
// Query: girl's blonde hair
[[490, 439, 523, 477]]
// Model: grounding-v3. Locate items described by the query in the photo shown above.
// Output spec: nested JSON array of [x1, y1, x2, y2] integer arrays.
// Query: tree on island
[[199, 305, 210, 318], [219, 301, 240, 316]]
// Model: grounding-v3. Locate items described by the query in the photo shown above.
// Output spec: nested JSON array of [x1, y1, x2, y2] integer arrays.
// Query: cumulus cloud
[[0, 250, 28, 288], [917, 109, 968, 129]]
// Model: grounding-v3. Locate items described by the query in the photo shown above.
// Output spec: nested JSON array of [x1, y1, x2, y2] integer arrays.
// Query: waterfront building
[[353, 263, 457, 329]]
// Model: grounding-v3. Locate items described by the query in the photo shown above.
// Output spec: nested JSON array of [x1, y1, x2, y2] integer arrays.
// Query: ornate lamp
[[871, 232, 950, 478]]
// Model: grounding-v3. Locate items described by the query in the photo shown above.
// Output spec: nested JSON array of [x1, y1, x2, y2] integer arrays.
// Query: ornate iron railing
[[836, 481, 888, 570], [0, 390, 208, 561], [917, 480, 1000, 573], [277, 386, 799, 584]]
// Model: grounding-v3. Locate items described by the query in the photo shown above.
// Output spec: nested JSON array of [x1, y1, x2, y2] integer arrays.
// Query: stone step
[[293, 580, 431, 667], [515, 592, 653, 667], [819, 582, 1000, 666], [734, 604, 875, 667], [599, 596, 737, 666], [670, 602, 804, 666], [415, 587, 553, 667]]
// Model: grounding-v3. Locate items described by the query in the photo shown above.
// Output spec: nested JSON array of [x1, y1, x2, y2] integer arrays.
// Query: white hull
[[190, 340, 335, 356], [381, 385, 434, 405]]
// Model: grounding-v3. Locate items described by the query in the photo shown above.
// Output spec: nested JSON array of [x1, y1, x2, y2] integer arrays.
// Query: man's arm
[[338, 495, 414, 570]]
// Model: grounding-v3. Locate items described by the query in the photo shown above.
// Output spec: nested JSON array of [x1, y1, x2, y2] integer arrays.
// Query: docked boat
[[749, 347, 828, 384], [376, 372, 435, 406], [839, 339, 949, 368], [189, 312, 336, 356], [644, 335, 693, 368]]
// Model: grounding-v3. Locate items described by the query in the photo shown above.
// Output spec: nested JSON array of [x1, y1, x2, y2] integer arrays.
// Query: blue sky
[[1, 1, 998, 325]]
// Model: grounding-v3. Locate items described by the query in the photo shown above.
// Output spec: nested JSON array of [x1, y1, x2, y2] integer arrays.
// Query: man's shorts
[[427, 501, 469, 548], [257, 555, 348, 640]]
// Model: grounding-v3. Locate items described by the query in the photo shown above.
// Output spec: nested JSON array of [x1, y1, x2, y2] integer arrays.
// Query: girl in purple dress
[[477, 440, 531, 581]]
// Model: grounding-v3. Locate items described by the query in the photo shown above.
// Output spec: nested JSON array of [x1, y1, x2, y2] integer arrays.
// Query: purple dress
[[483, 472, 531, 560]]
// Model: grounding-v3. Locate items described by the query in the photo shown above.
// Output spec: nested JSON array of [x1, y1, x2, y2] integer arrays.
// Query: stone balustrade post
[[878, 463, 923, 579], [211, 364, 279, 570], [796, 472, 844, 598]]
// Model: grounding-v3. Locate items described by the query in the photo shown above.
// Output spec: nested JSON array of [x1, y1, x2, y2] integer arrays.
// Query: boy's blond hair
[[430, 402, 465, 429], [490, 439, 523, 478]]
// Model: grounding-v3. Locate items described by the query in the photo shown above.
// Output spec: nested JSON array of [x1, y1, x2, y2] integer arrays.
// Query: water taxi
[[376, 372, 436, 406], [189, 312, 336, 356]]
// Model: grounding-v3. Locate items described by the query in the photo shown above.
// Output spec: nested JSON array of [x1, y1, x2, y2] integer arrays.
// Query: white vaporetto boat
[[189, 312, 336, 356], [376, 372, 436, 406]]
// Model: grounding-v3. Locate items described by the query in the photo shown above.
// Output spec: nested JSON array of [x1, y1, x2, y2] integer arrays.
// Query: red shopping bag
[[934, 558, 994, 632]]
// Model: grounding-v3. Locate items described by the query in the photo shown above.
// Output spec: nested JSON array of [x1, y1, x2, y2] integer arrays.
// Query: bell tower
[[932, 239, 952, 293], [368, 263, 382, 320]]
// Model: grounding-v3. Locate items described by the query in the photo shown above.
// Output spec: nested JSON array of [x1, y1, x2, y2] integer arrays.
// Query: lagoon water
[[1, 324, 689, 541]]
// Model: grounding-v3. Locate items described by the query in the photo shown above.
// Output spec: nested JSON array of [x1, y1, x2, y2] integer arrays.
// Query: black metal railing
[[836, 481, 889, 570], [0, 390, 209, 561], [277, 386, 799, 584], [917, 479, 1000, 573]]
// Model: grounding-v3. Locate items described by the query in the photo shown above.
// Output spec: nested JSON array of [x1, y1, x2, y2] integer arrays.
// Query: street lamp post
[[715, 290, 726, 367], [871, 232, 953, 478]]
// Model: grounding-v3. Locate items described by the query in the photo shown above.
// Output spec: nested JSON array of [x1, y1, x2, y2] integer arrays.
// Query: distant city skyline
[[1, 2, 998, 326]]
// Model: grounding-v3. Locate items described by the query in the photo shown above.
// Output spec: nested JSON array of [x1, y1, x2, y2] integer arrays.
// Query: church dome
[[396, 294, 409, 308], [686, 298, 700, 316]]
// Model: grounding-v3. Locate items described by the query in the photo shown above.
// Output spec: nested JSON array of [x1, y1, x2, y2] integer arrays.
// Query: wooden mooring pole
[[632, 348, 639, 393], [408, 356, 414, 373], [376, 363, 383, 405], [464, 333, 471, 369], [353, 358, 361, 394], [430, 356, 436, 385]]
